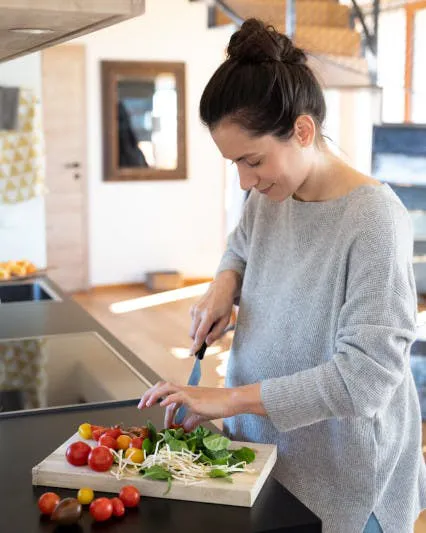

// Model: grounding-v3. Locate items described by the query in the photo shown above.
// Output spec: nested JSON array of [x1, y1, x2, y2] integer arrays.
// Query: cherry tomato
[[78, 423, 92, 440], [66, 441, 91, 466], [104, 428, 122, 439], [124, 448, 144, 463], [116, 435, 131, 450], [92, 428, 107, 442], [90, 424, 106, 432], [38, 492, 60, 515], [88, 446, 113, 472], [77, 487, 94, 505], [98, 434, 118, 450], [110, 497, 125, 517], [170, 424, 184, 430], [89, 497, 113, 522], [119, 485, 141, 508], [130, 437, 143, 449]]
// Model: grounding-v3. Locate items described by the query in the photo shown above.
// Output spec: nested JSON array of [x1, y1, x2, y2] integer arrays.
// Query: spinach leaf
[[191, 425, 211, 449], [196, 426, 211, 438], [185, 436, 197, 453], [142, 465, 172, 481], [204, 449, 232, 465], [174, 427, 185, 440], [142, 465, 173, 495], [196, 452, 214, 464], [147, 420, 157, 443], [164, 429, 175, 442], [209, 469, 232, 481], [231, 447, 256, 464], [142, 437, 153, 455], [203, 434, 231, 452], [167, 437, 189, 452]]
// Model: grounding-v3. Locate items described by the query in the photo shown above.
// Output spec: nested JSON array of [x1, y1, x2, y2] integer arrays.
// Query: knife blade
[[174, 340, 208, 425]]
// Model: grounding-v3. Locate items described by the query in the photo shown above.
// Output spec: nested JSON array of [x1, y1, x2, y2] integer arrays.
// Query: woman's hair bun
[[227, 18, 307, 66]]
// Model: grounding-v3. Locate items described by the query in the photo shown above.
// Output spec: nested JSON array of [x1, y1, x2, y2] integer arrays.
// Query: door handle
[[64, 162, 81, 169]]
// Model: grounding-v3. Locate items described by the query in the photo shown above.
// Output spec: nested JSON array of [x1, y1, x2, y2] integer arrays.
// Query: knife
[[174, 340, 208, 425]]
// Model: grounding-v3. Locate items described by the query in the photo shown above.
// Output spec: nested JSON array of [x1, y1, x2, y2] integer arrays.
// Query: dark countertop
[[0, 276, 160, 387], [0, 277, 322, 532]]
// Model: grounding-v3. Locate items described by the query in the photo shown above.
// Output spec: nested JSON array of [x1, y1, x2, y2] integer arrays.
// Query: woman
[[138, 19, 426, 533]]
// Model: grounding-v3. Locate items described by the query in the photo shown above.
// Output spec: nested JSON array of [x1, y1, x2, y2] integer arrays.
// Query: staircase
[[203, 0, 372, 88]]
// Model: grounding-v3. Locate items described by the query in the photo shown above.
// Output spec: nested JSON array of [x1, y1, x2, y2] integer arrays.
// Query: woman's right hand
[[189, 271, 241, 354]]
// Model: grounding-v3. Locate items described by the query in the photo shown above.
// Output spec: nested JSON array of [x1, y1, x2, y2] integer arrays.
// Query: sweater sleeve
[[216, 191, 258, 279], [260, 201, 417, 432]]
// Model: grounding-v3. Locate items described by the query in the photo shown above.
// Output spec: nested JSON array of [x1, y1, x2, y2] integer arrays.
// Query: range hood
[[0, 0, 145, 63]]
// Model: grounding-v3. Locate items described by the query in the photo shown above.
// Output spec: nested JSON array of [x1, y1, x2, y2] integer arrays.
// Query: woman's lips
[[258, 184, 274, 194]]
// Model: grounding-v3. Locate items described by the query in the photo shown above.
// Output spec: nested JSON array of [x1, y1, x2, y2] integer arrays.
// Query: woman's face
[[211, 118, 316, 202]]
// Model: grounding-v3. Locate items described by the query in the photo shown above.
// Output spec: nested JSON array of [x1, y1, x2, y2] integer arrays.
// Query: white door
[[42, 45, 88, 293]]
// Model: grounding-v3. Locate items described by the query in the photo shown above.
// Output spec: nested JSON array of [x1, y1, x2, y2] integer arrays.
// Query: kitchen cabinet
[[0, 0, 144, 63]]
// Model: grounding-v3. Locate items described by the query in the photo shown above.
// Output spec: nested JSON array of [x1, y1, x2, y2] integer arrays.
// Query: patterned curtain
[[0, 89, 45, 204]]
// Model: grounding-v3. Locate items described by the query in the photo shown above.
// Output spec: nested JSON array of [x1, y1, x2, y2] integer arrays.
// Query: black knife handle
[[195, 341, 208, 361]]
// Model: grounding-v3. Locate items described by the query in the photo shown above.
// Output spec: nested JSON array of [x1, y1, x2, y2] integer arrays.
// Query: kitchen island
[[0, 277, 322, 532]]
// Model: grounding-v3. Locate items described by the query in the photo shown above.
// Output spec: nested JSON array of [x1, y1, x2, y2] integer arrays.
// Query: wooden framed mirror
[[102, 61, 186, 181]]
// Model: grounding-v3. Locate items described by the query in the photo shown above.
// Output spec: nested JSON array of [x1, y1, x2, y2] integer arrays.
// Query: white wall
[[75, 0, 234, 286], [0, 53, 46, 267], [323, 87, 382, 175]]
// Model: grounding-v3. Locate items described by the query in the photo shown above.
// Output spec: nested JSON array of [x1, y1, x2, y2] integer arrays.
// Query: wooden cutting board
[[32, 433, 277, 507]]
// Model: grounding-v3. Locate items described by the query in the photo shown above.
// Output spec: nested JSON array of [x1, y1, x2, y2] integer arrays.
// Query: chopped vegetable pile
[[68, 421, 257, 494]]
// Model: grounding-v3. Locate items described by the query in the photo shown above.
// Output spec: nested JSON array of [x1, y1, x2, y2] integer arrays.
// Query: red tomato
[[98, 434, 118, 450], [90, 424, 106, 432], [92, 428, 107, 441], [66, 441, 91, 466], [130, 437, 143, 449], [104, 428, 122, 439], [118, 485, 141, 508], [88, 446, 113, 472], [38, 492, 60, 515], [170, 424, 184, 430], [89, 497, 113, 522], [110, 497, 125, 517]]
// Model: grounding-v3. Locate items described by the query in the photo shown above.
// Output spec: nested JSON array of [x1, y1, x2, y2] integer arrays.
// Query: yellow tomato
[[125, 448, 144, 463], [116, 435, 131, 450], [78, 423, 92, 440], [77, 487, 94, 505]]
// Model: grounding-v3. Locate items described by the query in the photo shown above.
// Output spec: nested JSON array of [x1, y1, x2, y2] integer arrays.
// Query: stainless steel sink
[[0, 281, 60, 304]]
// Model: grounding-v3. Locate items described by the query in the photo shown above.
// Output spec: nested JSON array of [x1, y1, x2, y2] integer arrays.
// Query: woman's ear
[[294, 115, 316, 147]]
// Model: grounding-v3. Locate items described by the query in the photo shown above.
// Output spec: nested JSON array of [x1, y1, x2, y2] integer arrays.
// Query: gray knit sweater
[[218, 184, 426, 533]]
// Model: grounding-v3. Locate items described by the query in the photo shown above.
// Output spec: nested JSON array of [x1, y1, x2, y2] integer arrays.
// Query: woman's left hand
[[137, 382, 238, 432], [137, 381, 265, 432]]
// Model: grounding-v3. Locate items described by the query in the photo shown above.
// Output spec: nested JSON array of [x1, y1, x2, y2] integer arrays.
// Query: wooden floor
[[73, 284, 231, 388], [73, 284, 426, 532]]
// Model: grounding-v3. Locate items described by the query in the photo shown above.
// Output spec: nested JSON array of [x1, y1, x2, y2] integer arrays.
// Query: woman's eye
[[247, 160, 261, 168]]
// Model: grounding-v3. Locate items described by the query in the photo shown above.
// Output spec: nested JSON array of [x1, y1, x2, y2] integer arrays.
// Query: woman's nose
[[238, 168, 258, 191]]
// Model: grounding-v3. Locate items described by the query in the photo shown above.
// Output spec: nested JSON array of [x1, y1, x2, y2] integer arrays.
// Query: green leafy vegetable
[[166, 437, 189, 452], [174, 427, 185, 440], [142, 437, 153, 455], [143, 465, 172, 480], [209, 469, 232, 481], [203, 434, 231, 452], [204, 449, 232, 465], [147, 420, 157, 443], [231, 447, 256, 464], [142, 465, 173, 494]]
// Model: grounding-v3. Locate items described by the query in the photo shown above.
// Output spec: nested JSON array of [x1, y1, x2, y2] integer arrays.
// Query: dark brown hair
[[199, 18, 326, 139]]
